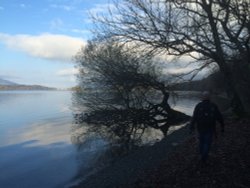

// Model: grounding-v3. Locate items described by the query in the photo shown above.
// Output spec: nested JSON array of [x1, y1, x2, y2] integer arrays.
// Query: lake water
[[0, 90, 199, 188]]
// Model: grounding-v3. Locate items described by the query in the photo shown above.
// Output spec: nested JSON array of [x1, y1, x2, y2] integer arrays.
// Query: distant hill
[[0, 78, 57, 91], [0, 85, 57, 91], [0, 78, 18, 86]]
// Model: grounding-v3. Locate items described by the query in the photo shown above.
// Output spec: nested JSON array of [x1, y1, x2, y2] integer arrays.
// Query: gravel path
[[71, 125, 190, 188]]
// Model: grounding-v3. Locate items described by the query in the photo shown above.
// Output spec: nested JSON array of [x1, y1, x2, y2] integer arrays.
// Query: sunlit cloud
[[0, 33, 86, 62]]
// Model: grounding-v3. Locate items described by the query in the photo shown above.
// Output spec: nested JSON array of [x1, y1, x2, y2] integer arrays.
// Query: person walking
[[190, 91, 224, 164]]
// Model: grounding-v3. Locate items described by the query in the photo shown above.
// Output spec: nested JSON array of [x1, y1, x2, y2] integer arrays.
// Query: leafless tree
[[73, 40, 189, 146], [92, 0, 250, 116]]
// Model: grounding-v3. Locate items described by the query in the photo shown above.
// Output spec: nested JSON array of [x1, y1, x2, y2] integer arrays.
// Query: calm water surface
[[0, 90, 199, 188], [0, 91, 107, 188]]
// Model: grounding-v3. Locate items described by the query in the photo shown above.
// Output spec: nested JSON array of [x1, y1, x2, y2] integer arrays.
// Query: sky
[[0, 0, 114, 88]]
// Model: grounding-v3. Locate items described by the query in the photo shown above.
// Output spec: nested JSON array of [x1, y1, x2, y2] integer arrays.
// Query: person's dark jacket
[[190, 100, 224, 134]]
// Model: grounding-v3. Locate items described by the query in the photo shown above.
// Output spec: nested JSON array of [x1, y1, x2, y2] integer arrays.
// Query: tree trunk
[[230, 60, 250, 116], [220, 59, 250, 117], [202, 1, 250, 116]]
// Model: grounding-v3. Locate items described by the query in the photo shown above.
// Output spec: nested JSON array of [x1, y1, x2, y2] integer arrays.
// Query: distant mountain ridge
[[0, 78, 18, 86], [0, 78, 57, 90]]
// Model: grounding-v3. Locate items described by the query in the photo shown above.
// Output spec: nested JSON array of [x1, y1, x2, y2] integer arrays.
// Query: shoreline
[[70, 118, 250, 188], [70, 124, 191, 188]]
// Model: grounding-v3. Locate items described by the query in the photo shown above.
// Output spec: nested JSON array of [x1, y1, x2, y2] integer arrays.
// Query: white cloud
[[20, 4, 30, 9], [50, 4, 75, 11], [71, 29, 90, 35], [56, 68, 80, 85], [0, 33, 86, 62], [50, 18, 64, 30], [56, 68, 79, 76], [88, 3, 116, 16]]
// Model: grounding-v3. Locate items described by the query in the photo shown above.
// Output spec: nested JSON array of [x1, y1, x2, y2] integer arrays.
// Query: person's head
[[202, 91, 210, 100]]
